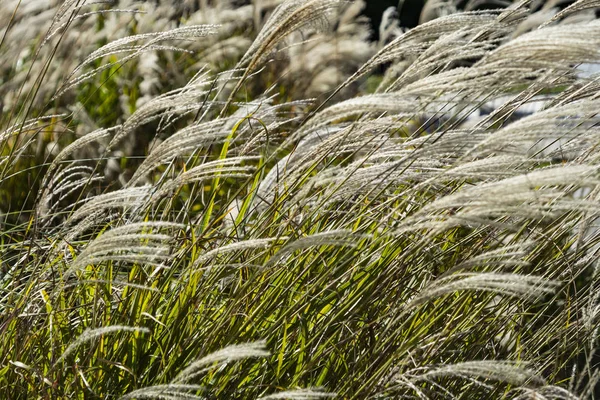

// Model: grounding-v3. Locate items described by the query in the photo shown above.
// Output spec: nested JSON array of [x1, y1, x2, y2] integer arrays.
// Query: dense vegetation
[[1, 0, 600, 398]]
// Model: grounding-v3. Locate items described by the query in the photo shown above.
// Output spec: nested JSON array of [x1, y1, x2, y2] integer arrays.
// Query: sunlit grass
[[1, 0, 600, 399]]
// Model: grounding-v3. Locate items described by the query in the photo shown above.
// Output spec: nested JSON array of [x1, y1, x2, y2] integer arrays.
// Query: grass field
[[1, 0, 600, 398]]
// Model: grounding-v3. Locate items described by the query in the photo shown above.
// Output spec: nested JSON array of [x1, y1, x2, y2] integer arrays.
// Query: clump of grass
[[1, 0, 600, 398]]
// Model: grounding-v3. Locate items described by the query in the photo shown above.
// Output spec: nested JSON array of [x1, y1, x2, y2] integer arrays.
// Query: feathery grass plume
[[126, 120, 233, 185], [466, 100, 600, 159], [292, 157, 436, 209], [280, 1, 374, 99], [54, 25, 219, 100], [549, 75, 600, 108], [222, 0, 343, 109], [68, 27, 204, 77], [258, 389, 337, 399], [541, 0, 600, 27], [238, 0, 342, 73], [380, 27, 500, 92], [479, 20, 600, 70], [423, 165, 600, 211], [437, 155, 536, 180], [69, 221, 181, 272], [414, 360, 545, 387], [407, 273, 560, 307], [258, 127, 402, 212], [42, 125, 120, 181], [128, 98, 298, 185], [265, 230, 367, 267], [254, 125, 346, 196], [0, 114, 67, 145], [191, 237, 286, 269], [53, 325, 150, 367], [394, 164, 600, 235], [442, 241, 534, 275], [511, 386, 580, 400], [173, 341, 269, 384], [332, 11, 515, 94], [119, 384, 207, 400], [41, 7, 146, 47], [151, 157, 257, 201], [64, 186, 152, 226], [298, 93, 418, 134], [38, 165, 104, 222], [108, 73, 216, 152], [37, 126, 121, 218]]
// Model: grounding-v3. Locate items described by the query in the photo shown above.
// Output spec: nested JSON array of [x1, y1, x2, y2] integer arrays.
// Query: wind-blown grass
[[1, 0, 600, 398]]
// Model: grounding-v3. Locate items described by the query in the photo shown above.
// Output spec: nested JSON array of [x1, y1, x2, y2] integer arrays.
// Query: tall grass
[[1, 0, 600, 398]]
